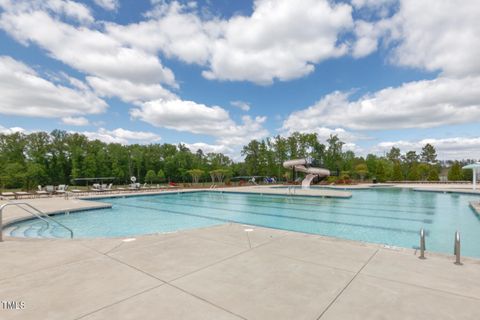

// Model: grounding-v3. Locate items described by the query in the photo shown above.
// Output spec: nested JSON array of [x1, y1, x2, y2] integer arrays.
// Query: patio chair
[[1, 192, 16, 199], [35, 185, 49, 197], [46, 185, 55, 194], [14, 191, 33, 199], [91, 184, 103, 192], [56, 184, 68, 195]]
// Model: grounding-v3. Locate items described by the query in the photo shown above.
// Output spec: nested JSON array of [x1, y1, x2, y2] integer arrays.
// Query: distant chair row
[[1, 185, 68, 199], [1, 182, 180, 200]]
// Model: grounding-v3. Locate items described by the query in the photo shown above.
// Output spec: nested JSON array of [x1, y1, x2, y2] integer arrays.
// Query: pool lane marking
[[140, 199, 433, 224], [177, 190, 442, 210], [172, 192, 438, 214], [116, 201, 422, 235]]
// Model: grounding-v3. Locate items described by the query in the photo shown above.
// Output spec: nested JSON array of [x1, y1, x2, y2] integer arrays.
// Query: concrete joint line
[[317, 249, 380, 319]]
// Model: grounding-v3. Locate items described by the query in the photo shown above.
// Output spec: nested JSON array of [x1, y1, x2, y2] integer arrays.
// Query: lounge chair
[[1, 192, 16, 199], [14, 191, 33, 199], [91, 184, 104, 192], [46, 185, 55, 194], [129, 183, 140, 191], [56, 184, 68, 195], [35, 185, 49, 197], [104, 183, 113, 192]]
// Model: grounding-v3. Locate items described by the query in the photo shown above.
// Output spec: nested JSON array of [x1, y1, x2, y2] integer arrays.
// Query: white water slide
[[283, 159, 330, 188]]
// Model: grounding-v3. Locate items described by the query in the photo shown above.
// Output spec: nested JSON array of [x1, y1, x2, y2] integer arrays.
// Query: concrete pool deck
[[1, 184, 480, 319], [1, 223, 480, 320]]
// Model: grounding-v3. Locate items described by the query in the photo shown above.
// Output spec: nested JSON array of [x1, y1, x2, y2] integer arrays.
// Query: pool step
[[4, 222, 59, 238], [9, 224, 31, 237], [24, 222, 47, 238]]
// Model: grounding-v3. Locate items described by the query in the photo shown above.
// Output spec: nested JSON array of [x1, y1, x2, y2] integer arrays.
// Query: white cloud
[[81, 128, 161, 145], [107, 0, 354, 85], [0, 2, 177, 104], [93, 0, 118, 11], [61, 116, 89, 126], [130, 99, 268, 146], [0, 0, 95, 24], [202, 0, 353, 84], [366, 0, 480, 77], [86, 76, 177, 104], [105, 2, 214, 65], [230, 100, 250, 112], [183, 142, 233, 155], [373, 137, 480, 160], [352, 20, 380, 58], [0, 125, 26, 134], [0, 56, 107, 118], [351, 0, 397, 9], [283, 76, 480, 131]]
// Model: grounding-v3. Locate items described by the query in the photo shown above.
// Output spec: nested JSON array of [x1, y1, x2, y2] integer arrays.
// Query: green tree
[[325, 134, 344, 173], [391, 162, 403, 181], [157, 169, 166, 182], [386, 147, 401, 163], [462, 168, 473, 181], [447, 162, 463, 181], [145, 170, 157, 184], [375, 161, 387, 182], [418, 163, 430, 181], [407, 164, 420, 181], [187, 169, 204, 184], [421, 143, 437, 163], [25, 162, 48, 189], [355, 163, 368, 181], [427, 167, 440, 181], [402, 151, 419, 164]]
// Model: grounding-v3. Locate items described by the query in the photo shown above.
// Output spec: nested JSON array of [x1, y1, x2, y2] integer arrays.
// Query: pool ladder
[[287, 186, 296, 196], [0, 201, 74, 241], [418, 228, 462, 265]]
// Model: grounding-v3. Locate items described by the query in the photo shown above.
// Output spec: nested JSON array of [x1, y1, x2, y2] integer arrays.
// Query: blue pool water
[[6, 189, 480, 257]]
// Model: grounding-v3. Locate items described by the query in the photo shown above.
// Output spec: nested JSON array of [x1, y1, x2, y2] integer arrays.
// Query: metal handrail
[[454, 231, 462, 265], [419, 228, 426, 259], [0, 202, 74, 241]]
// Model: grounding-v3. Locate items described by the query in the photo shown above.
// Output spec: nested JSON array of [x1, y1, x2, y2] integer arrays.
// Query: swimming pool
[[5, 189, 480, 257]]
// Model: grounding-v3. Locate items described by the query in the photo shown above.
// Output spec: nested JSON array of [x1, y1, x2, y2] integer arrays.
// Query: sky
[[0, 0, 480, 160]]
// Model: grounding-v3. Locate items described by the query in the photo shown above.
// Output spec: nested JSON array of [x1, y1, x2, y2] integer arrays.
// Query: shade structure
[[462, 162, 480, 191]]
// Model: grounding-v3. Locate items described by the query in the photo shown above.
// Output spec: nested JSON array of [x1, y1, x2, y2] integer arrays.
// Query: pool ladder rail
[[0, 200, 74, 241], [287, 186, 296, 196], [418, 228, 462, 265]]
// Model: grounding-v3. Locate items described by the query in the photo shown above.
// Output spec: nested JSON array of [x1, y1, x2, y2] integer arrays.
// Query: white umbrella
[[462, 162, 480, 191]]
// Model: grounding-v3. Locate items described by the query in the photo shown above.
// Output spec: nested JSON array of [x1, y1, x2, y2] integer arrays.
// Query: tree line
[[0, 130, 241, 189], [241, 132, 474, 183], [0, 130, 475, 190]]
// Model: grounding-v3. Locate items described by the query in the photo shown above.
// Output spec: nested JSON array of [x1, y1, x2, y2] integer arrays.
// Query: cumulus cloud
[[373, 137, 480, 160], [359, 0, 480, 77], [203, 0, 353, 84], [130, 99, 268, 146], [61, 116, 89, 126], [183, 142, 234, 155], [0, 0, 95, 24], [283, 76, 480, 131], [107, 0, 354, 85], [86, 76, 177, 104], [0, 125, 26, 134], [130, 99, 269, 143], [81, 128, 161, 145], [230, 100, 250, 112], [0, 1, 177, 104], [0, 56, 107, 118], [105, 1, 214, 65], [93, 0, 118, 11]]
